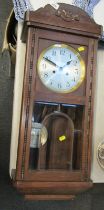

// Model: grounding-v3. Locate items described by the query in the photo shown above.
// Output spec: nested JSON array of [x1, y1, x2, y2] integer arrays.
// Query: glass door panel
[[29, 102, 84, 171]]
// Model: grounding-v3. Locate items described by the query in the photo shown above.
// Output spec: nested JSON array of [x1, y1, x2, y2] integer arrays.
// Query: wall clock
[[12, 4, 102, 200]]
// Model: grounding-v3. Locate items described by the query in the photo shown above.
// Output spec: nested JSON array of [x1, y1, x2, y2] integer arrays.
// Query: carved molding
[[21, 32, 35, 178], [55, 8, 80, 22]]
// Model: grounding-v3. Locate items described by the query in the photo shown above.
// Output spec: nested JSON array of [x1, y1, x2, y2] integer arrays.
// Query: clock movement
[[12, 4, 102, 200]]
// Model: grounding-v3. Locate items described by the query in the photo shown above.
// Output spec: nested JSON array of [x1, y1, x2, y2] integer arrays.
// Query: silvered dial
[[37, 44, 85, 93]]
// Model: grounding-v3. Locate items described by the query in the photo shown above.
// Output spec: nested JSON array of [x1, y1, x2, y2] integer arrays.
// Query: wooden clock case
[[13, 4, 102, 200]]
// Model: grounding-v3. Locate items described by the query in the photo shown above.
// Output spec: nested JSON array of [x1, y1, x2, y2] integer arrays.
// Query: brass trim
[[37, 44, 85, 93]]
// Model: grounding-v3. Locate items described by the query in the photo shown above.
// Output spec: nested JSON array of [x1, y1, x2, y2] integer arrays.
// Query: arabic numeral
[[58, 83, 62, 89], [44, 72, 48, 78], [73, 60, 78, 66], [75, 69, 78, 74], [52, 50, 56, 56], [50, 80, 53, 85], [73, 77, 76, 82], [60, 49, 65, 55], [46, 56, 51, 60], [43, 63, 46, 69], [66, 82, 70, 87]]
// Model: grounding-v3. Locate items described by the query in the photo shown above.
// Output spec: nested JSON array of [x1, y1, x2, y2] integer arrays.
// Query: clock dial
[[37, 44, 85, 93]]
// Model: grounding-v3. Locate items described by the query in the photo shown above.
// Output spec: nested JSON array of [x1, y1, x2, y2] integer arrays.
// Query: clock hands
[[44, 57, 72, 70], [43, 57, 58, 67], [62, 60, 72, 68], [67, 60, 72, 65]]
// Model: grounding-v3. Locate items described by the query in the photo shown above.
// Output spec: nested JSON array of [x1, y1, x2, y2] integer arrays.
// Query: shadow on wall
[[0, 2, 14, 176]]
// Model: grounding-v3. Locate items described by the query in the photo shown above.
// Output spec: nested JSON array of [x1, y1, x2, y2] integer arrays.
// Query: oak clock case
[[14, 4, 102, 200]]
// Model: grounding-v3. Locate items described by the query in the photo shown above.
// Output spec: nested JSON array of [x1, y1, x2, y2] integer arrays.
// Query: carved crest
[[56, 8, 80, 22]]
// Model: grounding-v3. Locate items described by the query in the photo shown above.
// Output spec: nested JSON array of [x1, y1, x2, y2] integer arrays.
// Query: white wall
[[30, 0, 73, 10], [91, 48, 104, 182], [93, 0, 104, 31]]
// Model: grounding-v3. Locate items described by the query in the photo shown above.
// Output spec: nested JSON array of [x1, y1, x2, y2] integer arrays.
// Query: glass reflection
[[29, 102, 84, 171]]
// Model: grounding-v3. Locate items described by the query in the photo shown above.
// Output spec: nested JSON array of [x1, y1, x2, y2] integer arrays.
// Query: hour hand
[[62, 60, 72, 68], [67, 60, 72, 65], [43, 57, 57, 67]]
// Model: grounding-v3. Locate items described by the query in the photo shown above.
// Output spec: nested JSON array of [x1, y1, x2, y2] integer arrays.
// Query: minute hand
[[43, 57, 58, 67]]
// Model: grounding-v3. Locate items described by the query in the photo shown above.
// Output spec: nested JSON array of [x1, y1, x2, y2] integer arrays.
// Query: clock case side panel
[[87, 40, 99, 179], [81, 38, 98, 181], [15, 27, 38, 180]]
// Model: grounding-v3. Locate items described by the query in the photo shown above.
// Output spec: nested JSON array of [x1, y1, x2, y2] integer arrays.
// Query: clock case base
[[14, 180, 93, 200], [13, 4, 102, 200]]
